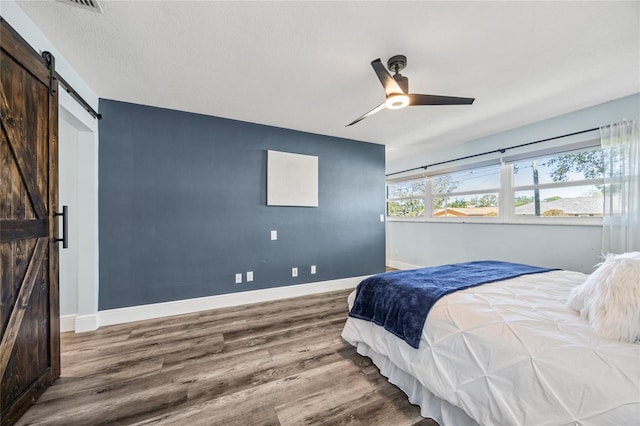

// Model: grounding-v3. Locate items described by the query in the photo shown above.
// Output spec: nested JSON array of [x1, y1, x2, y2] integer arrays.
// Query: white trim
[[387, 217, 602, 227], [513, 178, 604, 192], [60, 314, 77, 333], [97, 276, 367, 328], [386, 259, 422, 270], [500, 163, 514, 222], [433, 187, 501, 198], [75, 314, 99, 333]]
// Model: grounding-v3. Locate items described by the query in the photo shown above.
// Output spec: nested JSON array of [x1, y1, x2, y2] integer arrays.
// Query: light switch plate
[[291, 267, 298, 277], [380, 214, 385, 222], [310, 265, 316, 274], [235, 273, 242, 284], [271, 230, 278, 240]]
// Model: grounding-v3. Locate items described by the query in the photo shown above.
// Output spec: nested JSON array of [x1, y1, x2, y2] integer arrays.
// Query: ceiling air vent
[[57, 0, 104, 14]]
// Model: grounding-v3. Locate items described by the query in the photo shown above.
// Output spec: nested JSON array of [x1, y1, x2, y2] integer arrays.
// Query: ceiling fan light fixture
[[385, 93, 409, 110], [345, 55, 475, 126]]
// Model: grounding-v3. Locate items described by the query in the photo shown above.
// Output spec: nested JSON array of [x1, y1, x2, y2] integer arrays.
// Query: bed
[[341, 262, 640, 426]]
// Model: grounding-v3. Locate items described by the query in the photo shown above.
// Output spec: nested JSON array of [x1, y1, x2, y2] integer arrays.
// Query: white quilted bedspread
[[342, 270, 640, 425]]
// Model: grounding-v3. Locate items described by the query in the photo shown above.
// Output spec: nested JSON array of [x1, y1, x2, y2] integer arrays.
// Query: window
[[386, 145, 604, 224], [431, 165, 501, 218], [386, 178, 426, 217], [511, 148, 604, 218]]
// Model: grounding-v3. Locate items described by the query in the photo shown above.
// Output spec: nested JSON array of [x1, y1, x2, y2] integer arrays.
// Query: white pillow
[[567, 252, 640, 343]]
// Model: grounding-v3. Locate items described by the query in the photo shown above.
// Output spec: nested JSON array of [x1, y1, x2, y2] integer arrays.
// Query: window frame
[[507, 147, 604, 225], [386, 144, 604, 226], [385, 177, 427, 219], [429, 163, 502, 221]]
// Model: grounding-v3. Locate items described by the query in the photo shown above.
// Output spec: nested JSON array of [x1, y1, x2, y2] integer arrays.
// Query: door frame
[[58, 103, 99, 332]]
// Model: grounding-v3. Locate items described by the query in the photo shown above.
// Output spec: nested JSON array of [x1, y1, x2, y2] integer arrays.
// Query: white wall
[[386, 94, 640, 274], [387, 222, 602, 273], [58, 116, 79, 316], [1, 0, 100, 331]]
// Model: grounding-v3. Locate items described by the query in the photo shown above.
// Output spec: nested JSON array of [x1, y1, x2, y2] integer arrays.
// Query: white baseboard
[[386, 259, 422, 270], [60, 314, 77, 332], [75, 314, 99, 333], [98, 275, 367, 328]]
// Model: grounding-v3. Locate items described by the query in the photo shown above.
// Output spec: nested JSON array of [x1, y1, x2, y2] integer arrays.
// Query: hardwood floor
[[17, 290, 437, 425]]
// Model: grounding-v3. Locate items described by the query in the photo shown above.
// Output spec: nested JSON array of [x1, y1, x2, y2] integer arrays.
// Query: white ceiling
[[14, 1, 640, 165]]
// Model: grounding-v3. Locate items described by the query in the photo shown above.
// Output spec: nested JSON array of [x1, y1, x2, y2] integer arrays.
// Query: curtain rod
[[42, 51, 102, 120], [386, 127, 600, 177]]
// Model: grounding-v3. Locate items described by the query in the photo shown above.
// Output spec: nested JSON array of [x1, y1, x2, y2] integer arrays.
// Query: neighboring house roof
[[419, 197, 602, 217], [434, 207, 498, 217], [515, 196, 603, 216]]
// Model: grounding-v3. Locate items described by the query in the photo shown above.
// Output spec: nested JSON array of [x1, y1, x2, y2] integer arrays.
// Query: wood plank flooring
[[17, 289, 437, 426]]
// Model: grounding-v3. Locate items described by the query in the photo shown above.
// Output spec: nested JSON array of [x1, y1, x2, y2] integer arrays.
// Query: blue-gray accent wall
[[98, 99, 385, 310]]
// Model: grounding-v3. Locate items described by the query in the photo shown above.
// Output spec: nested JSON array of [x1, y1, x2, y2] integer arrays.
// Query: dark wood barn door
[[0, 18, 60, 425]]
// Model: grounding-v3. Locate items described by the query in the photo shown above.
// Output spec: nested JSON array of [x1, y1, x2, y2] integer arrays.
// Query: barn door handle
[[54, 205, 68, 249]]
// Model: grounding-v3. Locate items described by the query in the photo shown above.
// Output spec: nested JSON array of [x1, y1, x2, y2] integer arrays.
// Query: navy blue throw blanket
[[349, 261, 558, 349]]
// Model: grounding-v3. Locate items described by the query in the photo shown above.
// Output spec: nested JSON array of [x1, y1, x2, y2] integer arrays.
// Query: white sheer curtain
[[600, 119, 640, 254]]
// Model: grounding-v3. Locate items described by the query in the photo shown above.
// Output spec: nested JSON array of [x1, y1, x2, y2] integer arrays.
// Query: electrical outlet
[[235, 273, 242, 284], [247, 271, 253, 282], [291, 267, 298, 277], [311, 265, 316, 274], [271, 230, 278, 240]]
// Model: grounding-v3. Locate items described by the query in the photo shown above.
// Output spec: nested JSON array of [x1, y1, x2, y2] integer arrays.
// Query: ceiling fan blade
[[409, 94, 475, 106], [346, 102, 386, 127], [371, 59, 404, 95]]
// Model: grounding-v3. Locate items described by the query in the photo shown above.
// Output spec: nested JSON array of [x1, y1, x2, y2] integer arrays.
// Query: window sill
[[386, 217, 603, 227]]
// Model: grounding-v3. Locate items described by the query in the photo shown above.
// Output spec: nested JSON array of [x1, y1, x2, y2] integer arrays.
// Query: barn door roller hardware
[[42, 51, 102, 120], [41, 50, 56, 96]]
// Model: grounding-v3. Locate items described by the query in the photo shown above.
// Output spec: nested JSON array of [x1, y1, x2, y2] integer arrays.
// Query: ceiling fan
[[346, 55, 475, 126]]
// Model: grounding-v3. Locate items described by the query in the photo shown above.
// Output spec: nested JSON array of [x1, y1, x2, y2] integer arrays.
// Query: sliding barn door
[[0, 18, 60, 425]]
